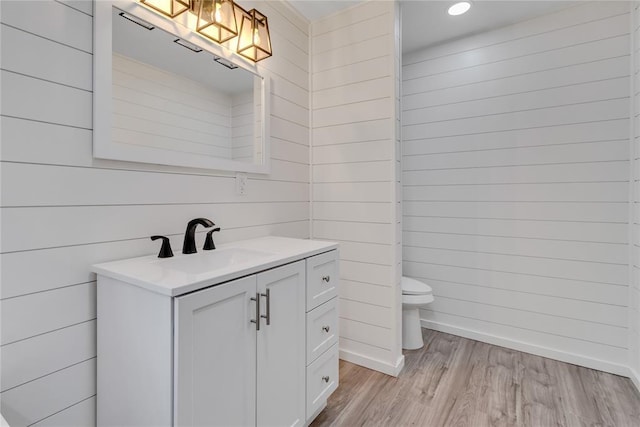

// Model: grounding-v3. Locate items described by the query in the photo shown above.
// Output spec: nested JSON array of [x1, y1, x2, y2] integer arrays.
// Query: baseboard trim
[[629, 367, 640, 394], [420, 319, 630, 377], [339, 349, 405, 377]]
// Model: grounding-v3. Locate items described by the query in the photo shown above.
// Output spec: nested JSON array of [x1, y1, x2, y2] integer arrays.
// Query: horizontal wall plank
[[404, 231, 626, 264], [341, 260, 394, 287], [340, 280, 394, 309], [313, 182, 393, 203], [1, 71, 91, 129], [404, 182, 628, 203], [404, 216, 627, 243], [403, 119, 629, 153], [403, 261, 627, 306], [313, 201, 391, 223], [403, 77, 629, 126], [1, 321, 96, 392], [0, 24, 92, 91], [31, 396, 95, 427], [0, 359, 95, 426], [1, 163, 309, 207], [403, 98, 629, 141], [1, 283, 96, 345], [424, 279, 626, 327], [340, 298, 392, 329], [0, 0, 92, 52], [422, 297, 626, 348], [313, 221, 393, 246], [403, 246, 627, 285], [403, 160, 629, 185], [313, 161, 393, 183], [339, 318, 391, 350], [403, 201, 628, 223], [404, 140, 628, 169], [335, 241, 394, 266], [404, 56, 629, 109]]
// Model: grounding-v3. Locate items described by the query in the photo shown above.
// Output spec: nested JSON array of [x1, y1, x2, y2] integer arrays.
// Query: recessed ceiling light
[[448, 1, 471, 16]]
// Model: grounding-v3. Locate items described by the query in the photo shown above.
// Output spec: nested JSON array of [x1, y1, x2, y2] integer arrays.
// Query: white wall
[[310, 1, 403, 376], [402, 1, 632, 375], [631, 0, 640, 391], [0, 1, 310, 425]]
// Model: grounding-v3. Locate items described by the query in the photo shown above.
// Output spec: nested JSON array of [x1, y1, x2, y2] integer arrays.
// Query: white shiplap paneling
[[311, 1, 403, 376], [0, 1, 310, 424], [402, 1, 631, 375]]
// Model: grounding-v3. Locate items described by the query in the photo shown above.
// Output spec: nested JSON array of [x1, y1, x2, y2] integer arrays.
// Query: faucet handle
[[151, 235, 174, 258], [203, 227, 221, 251]]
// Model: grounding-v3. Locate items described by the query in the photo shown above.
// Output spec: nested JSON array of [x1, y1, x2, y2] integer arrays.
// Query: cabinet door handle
[[250, 293, 260, 331], [322, 275, 331, 283], [322, 325, 330, 333], [322, 376, 330, 383], [260, 288, 271, 326]]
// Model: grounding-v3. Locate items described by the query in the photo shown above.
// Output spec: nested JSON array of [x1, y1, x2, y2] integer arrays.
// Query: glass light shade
[[139, 0, 189, 18], [197, 0, 238, 44], [237, 9, 272, 62]]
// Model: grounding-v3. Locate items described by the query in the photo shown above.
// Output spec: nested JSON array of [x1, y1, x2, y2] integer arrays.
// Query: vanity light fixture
[[119, 12, 155, 30], [139, 0, 189, 17], [196, 0, 238, 44], [447, 1, 471, 16], [236, 7, 272, 62], [214, 56, 238, 69], [174, 38, 203, 52]]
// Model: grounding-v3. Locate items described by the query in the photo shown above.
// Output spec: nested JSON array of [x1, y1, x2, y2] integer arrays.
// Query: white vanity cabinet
[[175, 261, 306, 427], [94, 237, 338, 427]]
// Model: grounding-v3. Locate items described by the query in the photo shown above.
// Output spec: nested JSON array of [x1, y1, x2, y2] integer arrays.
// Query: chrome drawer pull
[[322, 275, 331, 283], [250, 293, 260, 331], [260, 288, 271, 326], [322, 376, 330, 383], [322, 325, 330, 333]]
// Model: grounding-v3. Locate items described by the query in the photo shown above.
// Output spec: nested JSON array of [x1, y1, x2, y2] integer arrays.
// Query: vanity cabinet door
[[174, 275, 258, 427], [256, 261, 306, 427]]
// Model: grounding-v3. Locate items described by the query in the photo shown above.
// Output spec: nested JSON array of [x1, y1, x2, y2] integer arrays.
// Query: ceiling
[[289, 0, 579, 54]]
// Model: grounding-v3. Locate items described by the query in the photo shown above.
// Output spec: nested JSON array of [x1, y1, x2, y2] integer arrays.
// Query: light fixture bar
[[173, 38, 203, 52], [214, 56, 238, 69], [119, 12, 155, 30]]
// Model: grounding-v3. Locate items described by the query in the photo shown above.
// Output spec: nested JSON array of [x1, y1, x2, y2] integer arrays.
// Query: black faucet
[[183, 218, 214, 254]]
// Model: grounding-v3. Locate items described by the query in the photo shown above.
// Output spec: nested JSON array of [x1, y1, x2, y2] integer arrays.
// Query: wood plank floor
[[311, 330, 640, 427]]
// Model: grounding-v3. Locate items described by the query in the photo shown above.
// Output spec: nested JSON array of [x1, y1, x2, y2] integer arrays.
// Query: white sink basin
[[151, 248, 275, 275]]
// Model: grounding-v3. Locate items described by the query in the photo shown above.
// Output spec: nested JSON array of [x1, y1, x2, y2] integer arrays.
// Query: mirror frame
[[93, 0, 271, 174]]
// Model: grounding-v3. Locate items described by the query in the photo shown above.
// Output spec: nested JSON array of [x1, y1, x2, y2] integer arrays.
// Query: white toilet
[[402, 276, 434, 350]]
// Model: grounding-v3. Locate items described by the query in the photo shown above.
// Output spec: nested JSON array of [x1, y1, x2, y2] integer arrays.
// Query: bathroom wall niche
[[93, 1, 270, 173]]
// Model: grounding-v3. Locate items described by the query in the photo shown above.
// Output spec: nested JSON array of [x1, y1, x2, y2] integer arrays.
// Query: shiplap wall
[[0, 1, 310, 425], [402, 1, 632, 375], [311, 1, 404, 375], [631, 0, 640, 390]]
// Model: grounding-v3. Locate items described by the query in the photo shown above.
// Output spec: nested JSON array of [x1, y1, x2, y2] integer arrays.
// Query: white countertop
[[93, 236, 338, 296]]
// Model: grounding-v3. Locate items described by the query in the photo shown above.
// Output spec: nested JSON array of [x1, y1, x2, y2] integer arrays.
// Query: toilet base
[[402, 306, 424, 350]]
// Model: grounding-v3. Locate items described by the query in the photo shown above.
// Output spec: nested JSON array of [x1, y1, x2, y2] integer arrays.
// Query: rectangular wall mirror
[[94, 1, 270, 174]]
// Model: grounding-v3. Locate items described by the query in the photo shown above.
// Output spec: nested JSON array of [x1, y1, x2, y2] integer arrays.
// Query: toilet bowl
[[402, 276, 434, 350]]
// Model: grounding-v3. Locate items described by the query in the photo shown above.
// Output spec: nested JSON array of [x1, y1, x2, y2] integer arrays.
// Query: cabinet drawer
[[306, 251, 338, 311], [306, 343, 339, 418], [306, 298, 338, 364]]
